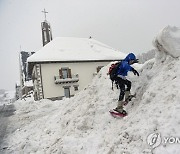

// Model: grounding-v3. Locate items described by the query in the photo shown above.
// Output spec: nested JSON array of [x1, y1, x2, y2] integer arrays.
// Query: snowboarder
[[113, 53, 139, 115]]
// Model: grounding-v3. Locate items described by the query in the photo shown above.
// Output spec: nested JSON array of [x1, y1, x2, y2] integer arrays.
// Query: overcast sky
[[0, 0, 180, 90]]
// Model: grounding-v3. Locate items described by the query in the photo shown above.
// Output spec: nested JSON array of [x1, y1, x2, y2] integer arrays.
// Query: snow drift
[[3, 26, 180, 154], [153, 26, 180, 58]]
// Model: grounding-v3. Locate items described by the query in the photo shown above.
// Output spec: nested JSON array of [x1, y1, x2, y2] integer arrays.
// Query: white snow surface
[[0, 90, 15, 106], [27, 37, 126, 62], [4, 26, 180, 153], [153, 26, 180, 58], [5, 57, 180, 153]]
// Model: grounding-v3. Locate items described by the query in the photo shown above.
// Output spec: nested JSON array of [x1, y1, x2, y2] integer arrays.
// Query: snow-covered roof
[[28, 37, 126, 62]]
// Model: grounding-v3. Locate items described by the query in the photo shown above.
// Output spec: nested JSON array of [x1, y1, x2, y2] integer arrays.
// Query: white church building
[[27, 37, 125, 101]]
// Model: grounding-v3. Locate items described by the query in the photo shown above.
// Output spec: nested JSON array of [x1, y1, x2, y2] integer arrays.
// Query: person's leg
[[125, 79, 131, 91], [119, 82, 125, 101], [115, 78, 126, 112], [124, 79, 131, 101]]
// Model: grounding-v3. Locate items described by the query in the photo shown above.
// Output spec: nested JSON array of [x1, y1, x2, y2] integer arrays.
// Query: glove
[[132, 68, 139, 76], [134, 59, 139, 63]]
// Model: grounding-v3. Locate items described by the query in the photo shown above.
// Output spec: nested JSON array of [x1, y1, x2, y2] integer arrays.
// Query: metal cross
[[42, 8, 48, 21]]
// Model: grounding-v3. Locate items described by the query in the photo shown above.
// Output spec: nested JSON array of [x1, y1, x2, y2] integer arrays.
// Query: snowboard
[[109, 109, 127, 118], [109, 93, 136, 118]]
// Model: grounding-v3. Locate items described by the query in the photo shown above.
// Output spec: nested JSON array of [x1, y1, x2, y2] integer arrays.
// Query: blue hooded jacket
[[117, 53, 136, 77]]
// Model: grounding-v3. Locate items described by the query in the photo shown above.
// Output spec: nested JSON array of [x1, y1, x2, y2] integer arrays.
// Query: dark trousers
[[116, 77, 131, 101]]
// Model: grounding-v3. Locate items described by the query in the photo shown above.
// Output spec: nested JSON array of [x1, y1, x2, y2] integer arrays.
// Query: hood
[[124, 53, 136, 63]]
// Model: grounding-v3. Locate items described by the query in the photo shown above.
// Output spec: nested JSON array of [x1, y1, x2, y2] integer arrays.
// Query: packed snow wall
[[153, 26, 180, 58]]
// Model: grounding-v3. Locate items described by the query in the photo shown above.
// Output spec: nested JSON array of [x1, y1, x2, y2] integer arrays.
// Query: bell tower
[[41, 8, 53, 46]]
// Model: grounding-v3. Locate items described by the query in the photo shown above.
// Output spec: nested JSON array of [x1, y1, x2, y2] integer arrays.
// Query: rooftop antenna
[[42, 8, 48, 21]]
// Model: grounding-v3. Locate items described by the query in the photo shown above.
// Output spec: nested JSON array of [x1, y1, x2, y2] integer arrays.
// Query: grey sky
[[0, 0, 180, 90]]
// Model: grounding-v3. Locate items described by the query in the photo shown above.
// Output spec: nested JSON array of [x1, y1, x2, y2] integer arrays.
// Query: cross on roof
[[42, 8, 48, 21]]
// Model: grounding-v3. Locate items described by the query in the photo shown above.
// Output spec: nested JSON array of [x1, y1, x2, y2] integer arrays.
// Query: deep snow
[[2, 26, 180, 154]]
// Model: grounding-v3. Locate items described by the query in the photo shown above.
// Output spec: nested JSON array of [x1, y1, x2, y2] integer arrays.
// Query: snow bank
[[153, 26, 180, 58], [4, 54, 180, 154], [3, 27, 180, 154]]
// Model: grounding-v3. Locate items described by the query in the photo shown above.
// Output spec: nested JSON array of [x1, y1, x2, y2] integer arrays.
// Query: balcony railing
[[54, 74, 79, 84]]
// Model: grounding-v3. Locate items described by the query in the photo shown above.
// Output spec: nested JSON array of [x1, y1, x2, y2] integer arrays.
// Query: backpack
[[108, 61, 121, 90]]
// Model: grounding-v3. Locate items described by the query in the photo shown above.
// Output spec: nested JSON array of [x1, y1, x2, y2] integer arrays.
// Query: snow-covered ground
[[2, 26, 180, 154], [0, 90, 15, 106]]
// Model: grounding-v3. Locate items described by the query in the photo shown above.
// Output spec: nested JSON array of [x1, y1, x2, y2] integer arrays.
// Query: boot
[[125, 91, 130, 102], [123, 91, 130, 106], [114, 101, 127, 115]]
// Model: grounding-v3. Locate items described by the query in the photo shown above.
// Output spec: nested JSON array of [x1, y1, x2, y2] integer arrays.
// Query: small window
[[62, 69, 68, 79], [44, 31, 47, 42], [74, 86, 79, 91], [59, 68, 72, 79]]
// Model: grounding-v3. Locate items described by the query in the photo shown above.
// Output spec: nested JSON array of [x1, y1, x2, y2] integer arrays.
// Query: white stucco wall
[[40, 61, 110, 99]]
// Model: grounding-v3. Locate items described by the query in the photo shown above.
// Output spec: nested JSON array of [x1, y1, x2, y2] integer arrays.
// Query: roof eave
[[28, 59, 122, 64]]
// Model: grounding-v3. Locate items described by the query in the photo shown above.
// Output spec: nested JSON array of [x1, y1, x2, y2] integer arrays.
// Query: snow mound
[[3, 27, 180, 154], [153, 26, 180, 58], [4, 55, 180, 154]]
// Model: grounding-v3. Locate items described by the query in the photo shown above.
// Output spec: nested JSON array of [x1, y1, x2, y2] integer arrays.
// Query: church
[[27, 10, 125, 101]]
